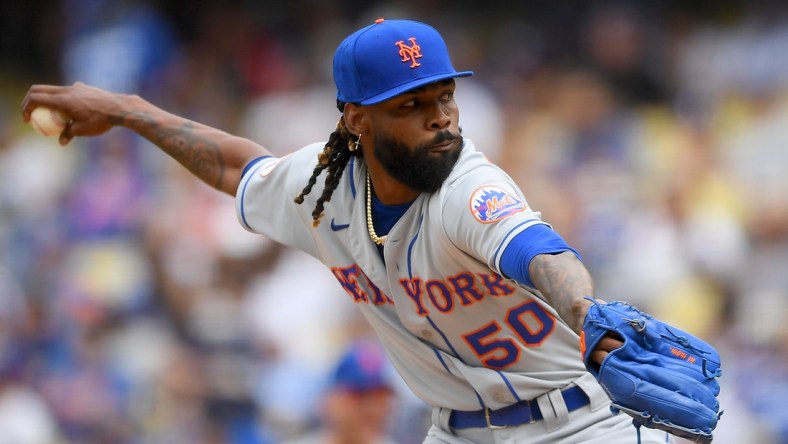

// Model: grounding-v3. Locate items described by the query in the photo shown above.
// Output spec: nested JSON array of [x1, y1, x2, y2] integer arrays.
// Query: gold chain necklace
[[366, 171, 387, 245]]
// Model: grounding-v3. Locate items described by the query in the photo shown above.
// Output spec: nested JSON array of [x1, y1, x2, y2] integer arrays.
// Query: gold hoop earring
[[349, 134, 361, 152]]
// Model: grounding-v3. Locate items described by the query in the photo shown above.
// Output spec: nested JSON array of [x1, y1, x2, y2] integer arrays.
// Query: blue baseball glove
[[580, 299, 722, 443]]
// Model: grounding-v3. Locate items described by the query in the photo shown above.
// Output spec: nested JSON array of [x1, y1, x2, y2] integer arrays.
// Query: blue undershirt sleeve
[[499, 224, 581, 289]]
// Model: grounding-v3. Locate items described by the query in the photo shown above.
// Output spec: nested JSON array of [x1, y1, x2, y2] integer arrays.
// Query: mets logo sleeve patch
[[469, 185, 526, 224]]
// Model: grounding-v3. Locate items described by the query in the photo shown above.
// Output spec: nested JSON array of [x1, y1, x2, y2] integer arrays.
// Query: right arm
[[22, 82, 270, 196]]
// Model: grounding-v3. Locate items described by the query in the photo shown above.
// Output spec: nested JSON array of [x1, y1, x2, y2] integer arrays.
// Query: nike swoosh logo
[[330, 219, 350, 231]]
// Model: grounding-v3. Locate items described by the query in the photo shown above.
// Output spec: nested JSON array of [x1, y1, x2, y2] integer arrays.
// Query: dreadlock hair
[[294, 109, 362, 227]]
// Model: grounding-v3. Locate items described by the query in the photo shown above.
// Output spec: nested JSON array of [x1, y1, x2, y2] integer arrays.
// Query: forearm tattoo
[[111, 112, 225, 189], [529, 252, 594, 333]]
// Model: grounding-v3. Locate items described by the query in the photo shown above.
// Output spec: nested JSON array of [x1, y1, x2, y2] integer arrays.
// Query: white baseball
[[29, 106, 70, 137]]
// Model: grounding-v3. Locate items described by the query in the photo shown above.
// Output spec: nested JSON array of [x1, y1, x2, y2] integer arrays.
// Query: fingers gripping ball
[[580, 299, 723, 443], [29, 106, 70, 137]]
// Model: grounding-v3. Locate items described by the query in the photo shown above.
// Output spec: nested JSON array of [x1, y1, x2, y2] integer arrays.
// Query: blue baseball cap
[[331, 340, 393, 392], [333, 19, 474, 106]]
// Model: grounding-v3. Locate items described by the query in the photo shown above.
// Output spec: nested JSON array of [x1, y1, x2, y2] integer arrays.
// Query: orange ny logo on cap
[[396, 37, 423, 68]]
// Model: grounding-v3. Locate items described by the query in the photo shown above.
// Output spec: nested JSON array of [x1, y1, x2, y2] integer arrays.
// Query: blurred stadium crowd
[[0, 0, 787, 443]]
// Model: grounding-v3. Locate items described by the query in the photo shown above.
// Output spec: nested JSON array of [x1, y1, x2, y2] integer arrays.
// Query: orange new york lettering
[[331, 265, 368, 303], [400, 277, 430, 316], [448, 272, 485, 305], [425, 280, 454, 314], [367, 280, 394, 306], [333, 265, 396, 307], [478, 273, 516, 297]]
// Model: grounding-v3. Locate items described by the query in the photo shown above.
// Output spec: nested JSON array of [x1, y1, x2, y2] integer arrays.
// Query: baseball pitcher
[[23, 18, 721, 444]]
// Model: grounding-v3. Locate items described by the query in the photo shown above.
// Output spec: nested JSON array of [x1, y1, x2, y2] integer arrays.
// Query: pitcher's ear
[[342, 103, 366, 137]]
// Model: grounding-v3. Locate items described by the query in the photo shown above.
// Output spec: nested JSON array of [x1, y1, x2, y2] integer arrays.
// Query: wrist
[[572, 296, 594, 333], [109, 93, 149, 128]]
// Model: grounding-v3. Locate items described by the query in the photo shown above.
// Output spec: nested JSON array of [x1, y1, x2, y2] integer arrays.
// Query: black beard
[[373, 130, 462, 193]]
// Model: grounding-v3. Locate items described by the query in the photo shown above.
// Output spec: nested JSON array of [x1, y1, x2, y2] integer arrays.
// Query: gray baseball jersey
[[236, 139, 591, 411]]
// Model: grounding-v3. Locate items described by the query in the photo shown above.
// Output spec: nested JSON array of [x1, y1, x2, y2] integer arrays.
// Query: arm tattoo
[[529, 252, 594, 333], [111, 112, 225, 189]]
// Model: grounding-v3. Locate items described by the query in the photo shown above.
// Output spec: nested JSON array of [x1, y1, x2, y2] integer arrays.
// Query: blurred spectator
[[281, 340, 399, 444], [242, 249, 366, 437], [0, 381, 59, 444], [580, 4, 670, 106], [61, 0, 177, 94], [0, 266, 61, 444]]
